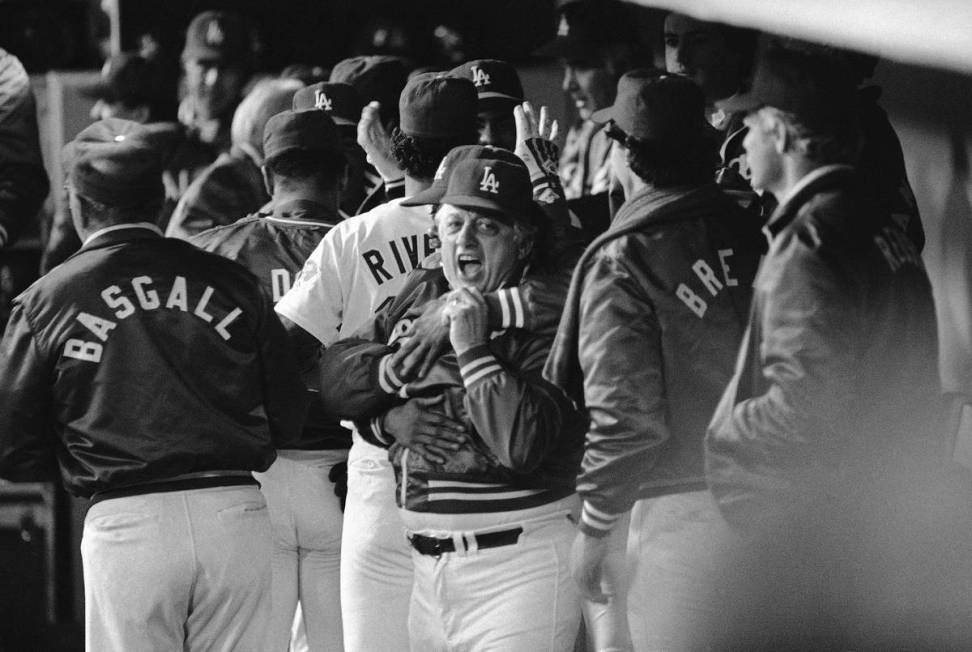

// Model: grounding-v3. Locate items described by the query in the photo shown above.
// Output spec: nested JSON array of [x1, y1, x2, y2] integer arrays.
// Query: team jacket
[[166, 146, 268, 240], [545, 184, 764, 537], [318, 268, 586, 515], [191, 199, 351, 450], [704, 165, 941, 532], [0, 49, 49, 248], [0, 225, 306, 497]]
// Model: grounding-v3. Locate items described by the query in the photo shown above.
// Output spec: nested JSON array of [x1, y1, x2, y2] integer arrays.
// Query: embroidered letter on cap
[[479, 166, 499, 194], [314, 90, 332, 111], [471, 65, 491, 87]]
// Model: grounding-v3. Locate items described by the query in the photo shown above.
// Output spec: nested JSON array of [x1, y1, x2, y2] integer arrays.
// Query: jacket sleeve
[[0, 303, 59, 482], [318, 336, 402, 421], [483, 243, 582, 336], [575, 248, 669, 537], [255, 288, 309, 449], [458, 337, 574, 474], [0, 50, 49, 249]]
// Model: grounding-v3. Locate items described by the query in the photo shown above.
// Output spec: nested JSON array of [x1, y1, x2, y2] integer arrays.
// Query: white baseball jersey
[[275, 198, 436, 345]]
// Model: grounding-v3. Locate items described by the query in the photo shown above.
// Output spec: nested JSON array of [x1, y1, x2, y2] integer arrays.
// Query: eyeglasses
[[604, 120, 629, 145]]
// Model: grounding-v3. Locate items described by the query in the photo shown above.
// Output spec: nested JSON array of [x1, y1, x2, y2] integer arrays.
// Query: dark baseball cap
[[399, 73, 478, 140], [182, 10, 253, 64], [402, 145, 523, 207], [534, 0, 632, 61], [292, 82, 362, 126], [63, 118, 163, 207], [330, 55, 408, 124], [717, 46, 858, 132], [434, 158, 538, 226], [449, 59, 524, 112], [263, 109, 343, 163], [82, 52, 160, 106], [591, 70, 708, 142]]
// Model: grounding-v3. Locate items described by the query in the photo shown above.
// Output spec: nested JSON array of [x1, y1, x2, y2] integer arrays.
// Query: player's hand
[[441, 287, 488, 355], [571, 530, 613, 604], [382, 396, 468, 465], [390, 297, 450, 380], [357, 101, 404, 182], [514, 101, 561, 182]]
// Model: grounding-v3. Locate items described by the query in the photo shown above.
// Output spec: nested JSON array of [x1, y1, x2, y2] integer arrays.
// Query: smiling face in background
[[436, 205, 531, 293]]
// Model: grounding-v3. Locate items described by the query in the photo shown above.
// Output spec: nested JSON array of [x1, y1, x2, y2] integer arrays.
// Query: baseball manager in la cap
[[319, 155, 585, 651], [0, 118, 306, 651]]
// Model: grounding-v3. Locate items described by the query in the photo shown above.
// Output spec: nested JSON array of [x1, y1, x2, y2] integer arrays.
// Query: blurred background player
[[330, 55, 409, 213], [449, 58, 524, 151], [663, 12, 760, 211], [274, 73, 479, 652], [166, 77, 304, 240], [293, 81, 367, 218], [0, 47, 48, 327], [535, 0, 645, 237], [0, 118, 306, 651], [191, 109, 350, 652], [42, 51, 178, 273]]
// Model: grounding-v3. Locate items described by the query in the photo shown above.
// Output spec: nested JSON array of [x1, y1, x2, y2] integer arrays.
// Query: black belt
[[408, 526, 523, 556], [90, 472, 258, 506]]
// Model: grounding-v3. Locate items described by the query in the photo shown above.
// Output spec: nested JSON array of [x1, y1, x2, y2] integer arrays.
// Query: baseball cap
[[433, 158, 538, 226], [63, 118, 163, 207], [182, 10, 254, 64], [449, 59, 523, 112], [82, 52, 160, 106], [399, 73, 478, 140], [330, 55, 408, 124], [591, 70, 708, 142], [292, 82, 362, 126], [534, 0, 632, 61], [263, 109, 343, 163], [717, 46, 858, 132], [402, 145, 522, 207]]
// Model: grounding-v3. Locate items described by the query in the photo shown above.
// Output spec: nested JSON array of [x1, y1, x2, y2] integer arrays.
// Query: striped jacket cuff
[[369, 416, 392, 446], [494, 287, 525, 329], [377, 354, 408, 397], [0, 223, 7, 248], [456, 345, 503, 387], [578, 501, 622, 538]]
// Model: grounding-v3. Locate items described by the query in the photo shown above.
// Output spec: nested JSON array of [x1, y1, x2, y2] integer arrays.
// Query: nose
[[562, 66, 577, 93], [674, 41, 692, 69], [478, 121, 494, 147], [456, 220, 478, 246], [90, 100, 106, 121]]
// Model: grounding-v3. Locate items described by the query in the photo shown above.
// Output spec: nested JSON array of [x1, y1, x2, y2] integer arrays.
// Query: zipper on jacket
[[400, 449, 409, 506]]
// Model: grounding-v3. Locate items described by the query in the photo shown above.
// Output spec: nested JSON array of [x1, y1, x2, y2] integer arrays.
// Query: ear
[[130, 105, 151, 124], [261, 165, 273, 197]]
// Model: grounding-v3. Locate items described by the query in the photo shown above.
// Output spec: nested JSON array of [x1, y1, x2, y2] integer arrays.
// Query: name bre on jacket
[[63, 275, 242, 363]]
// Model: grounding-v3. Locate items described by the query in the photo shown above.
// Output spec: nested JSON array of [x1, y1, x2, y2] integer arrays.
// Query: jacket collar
[[268, 199, 342, 226], [612, 183, 722, 232], [765, 164, 855, 240], [82, 223, 163, 250]]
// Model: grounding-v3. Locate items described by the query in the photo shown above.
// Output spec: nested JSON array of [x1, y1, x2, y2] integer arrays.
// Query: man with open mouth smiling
[[318, 155, 586, 651]]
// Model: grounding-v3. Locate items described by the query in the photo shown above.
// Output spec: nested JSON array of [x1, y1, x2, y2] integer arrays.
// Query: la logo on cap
[[206, 20, 225, 46], [479, 166, 499, 194], [557, 15, 570, 37], [314, 90, 333, 111], [471, 65, 491, 88]]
